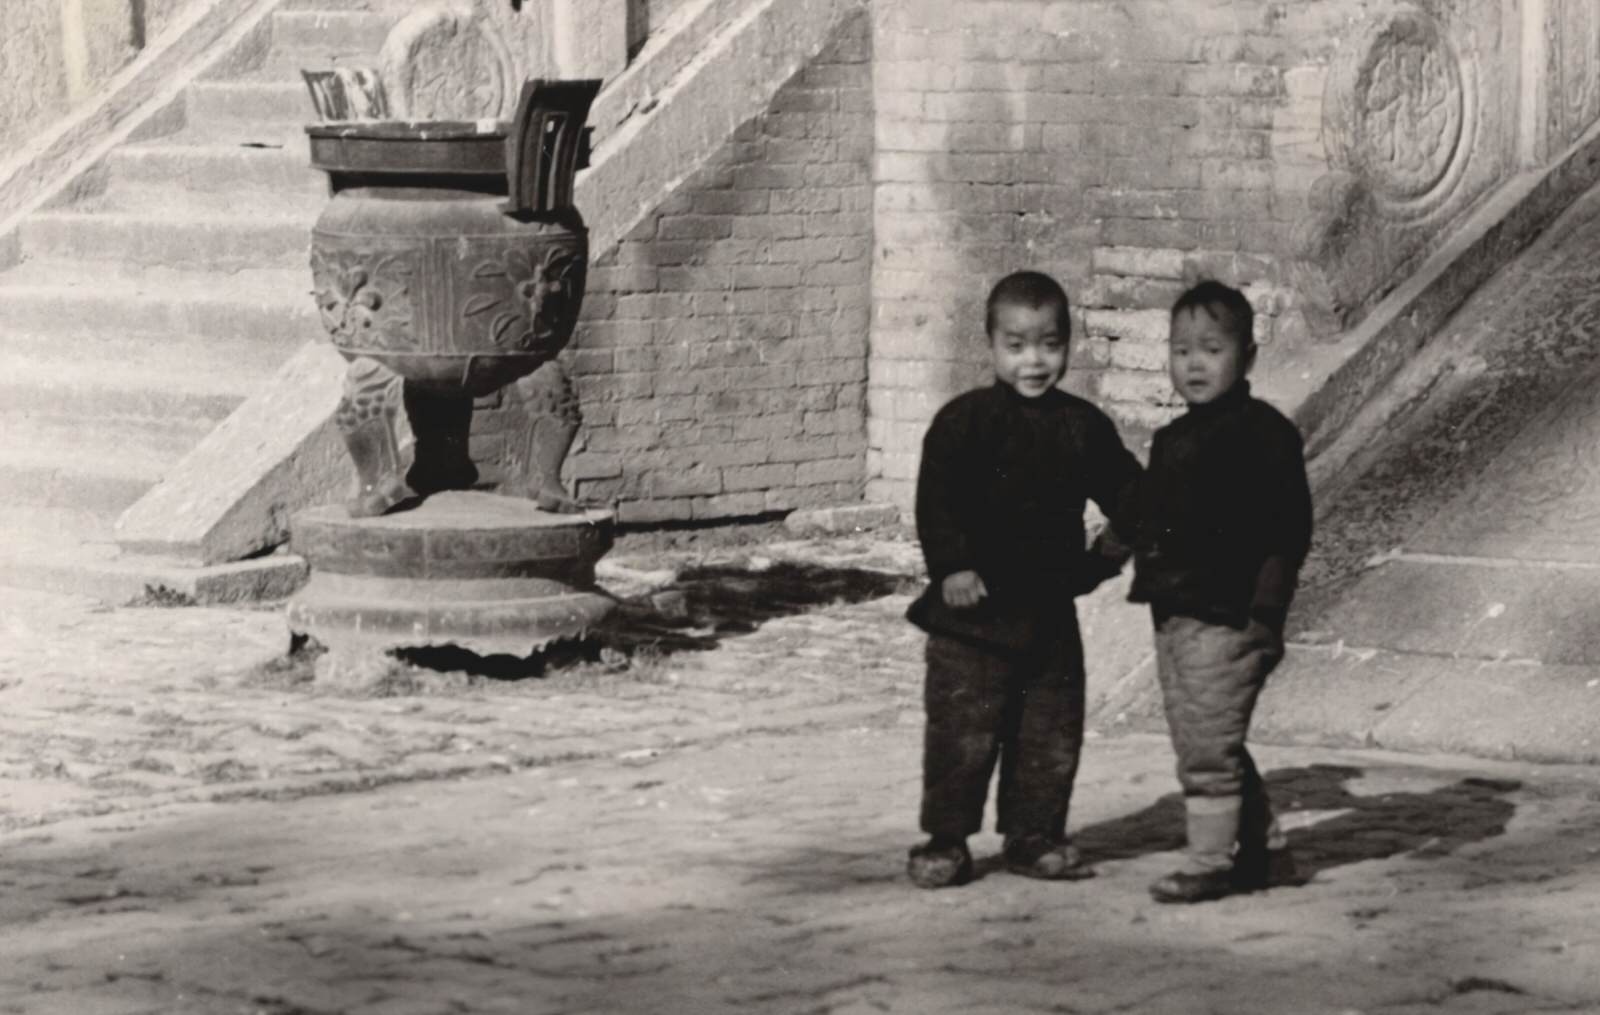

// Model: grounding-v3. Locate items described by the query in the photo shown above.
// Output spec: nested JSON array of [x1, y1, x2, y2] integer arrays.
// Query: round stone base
[[286, 490, 615, 659]]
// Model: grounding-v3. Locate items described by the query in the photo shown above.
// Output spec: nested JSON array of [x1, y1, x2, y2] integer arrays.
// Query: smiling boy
[[1128, 280, 1314, 903], [905, 271, 1142, 889]]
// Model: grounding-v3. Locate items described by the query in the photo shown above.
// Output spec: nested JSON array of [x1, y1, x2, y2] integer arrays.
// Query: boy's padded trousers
[[1152, 614, 1283, 801], [920, 622, 1087, 842]]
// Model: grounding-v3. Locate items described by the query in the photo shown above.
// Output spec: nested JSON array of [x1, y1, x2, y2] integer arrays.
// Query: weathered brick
[[617, 498, 694, 524], [569, 348, 615, 375], [804, 407, 865, 435], [770, 87, 837, 114], [730, 412, 806, 441], [684, 441, 768, 469], [690, 491, 769, 519], [1107, 340, 1169, 372], [652, 466, 722, 498], [723, 462, 798, 492], [769, 435, 842, 464], [614, 346, 690, 373], [796, 456, 863, 486], [837, 86, 874, 114], [1096, 368, 1175, 405], [804, 212, 873, 237], [769, 237, 844, 263], [587, 264, 659, 293], [1083, 274, 1187, 310], [1092, 246, 1188, 279], [657, 265, 732, 291], [1180, 128, 1272, 160], [576, 474, 642, 504], [690, 189, 772, 216], [733, 214, 807, 239], [1084, 308, 1171, 344], [658, 215, 735, 241], [805, 162, 868, 188], [1102, 217, 1201, 250], [1095, 62, 1183, 96], [1035, 62, 1097, 93], [770, 188, 843, 215], [1180, 63, 1285, 98]]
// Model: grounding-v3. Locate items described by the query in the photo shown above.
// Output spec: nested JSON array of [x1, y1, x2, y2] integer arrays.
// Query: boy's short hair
[[985, 271, 1071, 336], [1171, 280, 1254, 348]]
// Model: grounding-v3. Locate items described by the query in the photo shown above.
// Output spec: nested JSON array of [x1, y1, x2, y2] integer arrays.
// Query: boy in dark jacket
[[1128, 280, 1314, 903], [905, 271, 1142, 889]]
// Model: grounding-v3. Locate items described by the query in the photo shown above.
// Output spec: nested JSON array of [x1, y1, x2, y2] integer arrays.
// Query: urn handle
[[505, 78, 602, 216]]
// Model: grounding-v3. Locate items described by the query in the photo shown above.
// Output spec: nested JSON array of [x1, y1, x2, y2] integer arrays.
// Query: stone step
[[18, 209, 314, 269], [0, 335, 268, 423], [1305, 554, 1600, 666], [1103, 638, 1600, 765], [106, 138, 324, 198], [0, 443, 161, 516], [187, 79, 316, 127], [99, 178, 327, 218], [270, 8, 397, 55], [0, 506, 112, 545], [0, 525, 307, 604], [0, 263, 316, 344], [3, 413, 212, 471]]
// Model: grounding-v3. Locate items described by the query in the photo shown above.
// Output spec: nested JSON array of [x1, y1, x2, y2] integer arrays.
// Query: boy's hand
[[942, 570, 987, 608], [1246, 616, 1285, 657]]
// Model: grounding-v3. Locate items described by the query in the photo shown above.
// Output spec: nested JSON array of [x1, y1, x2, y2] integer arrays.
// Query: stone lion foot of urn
[[286, 78, 615, 677]]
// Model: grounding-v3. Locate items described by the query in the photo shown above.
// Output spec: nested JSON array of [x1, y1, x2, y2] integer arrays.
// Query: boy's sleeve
[[1250, 423, 1314, 632], [1075, 411, 1144, 593], [914, 407, 974, 580], [1085, 410, 1144, 550]]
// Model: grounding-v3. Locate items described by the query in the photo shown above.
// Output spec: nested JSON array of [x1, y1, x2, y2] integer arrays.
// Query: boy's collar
[[993, 379, 1061, 406], [1183, 379, 1252, 415]]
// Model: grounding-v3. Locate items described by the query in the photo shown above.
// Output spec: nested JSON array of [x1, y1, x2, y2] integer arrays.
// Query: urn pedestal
[[285, 79, 613, 673]]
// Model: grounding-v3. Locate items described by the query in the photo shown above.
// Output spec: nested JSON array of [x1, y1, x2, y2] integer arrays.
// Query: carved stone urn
[[286, 79, 617, 668], [308, 80, 597, 516]]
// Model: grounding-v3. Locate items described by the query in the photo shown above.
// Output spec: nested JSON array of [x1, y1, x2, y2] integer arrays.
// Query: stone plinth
[[286, 491, 615, 661]]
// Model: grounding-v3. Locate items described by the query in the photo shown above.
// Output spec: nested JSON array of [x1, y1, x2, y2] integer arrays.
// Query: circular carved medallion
[[380, 4, 516, 121], [1326, 7, 1470, 217]]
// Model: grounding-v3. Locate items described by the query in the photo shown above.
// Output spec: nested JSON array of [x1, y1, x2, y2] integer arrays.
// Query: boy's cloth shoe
[[1148, 848, 1297, 903], [1002, 835, 1095, 881], [1149, 868, 1238, 904], [907, 839, 973, 889]]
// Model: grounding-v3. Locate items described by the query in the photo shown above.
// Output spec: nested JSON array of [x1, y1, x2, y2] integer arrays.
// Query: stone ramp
[[1098, 182, 1600, 764], [0, 1, 405, 602]]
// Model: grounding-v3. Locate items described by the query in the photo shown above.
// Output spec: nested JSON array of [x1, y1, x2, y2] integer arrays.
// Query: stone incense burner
[[286, 79, 616, 669]]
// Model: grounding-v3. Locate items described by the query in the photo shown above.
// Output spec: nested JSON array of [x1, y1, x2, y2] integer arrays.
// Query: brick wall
[[473, 10, 874, 526], [867, 0, 1372, 506]]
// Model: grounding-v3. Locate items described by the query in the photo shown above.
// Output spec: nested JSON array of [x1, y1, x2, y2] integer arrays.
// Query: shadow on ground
[[386, 560, 918, 681], [1074, 763, 1520, 882]]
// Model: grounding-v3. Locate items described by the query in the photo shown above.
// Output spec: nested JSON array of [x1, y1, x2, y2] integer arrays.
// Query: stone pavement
[[2, 536, 1599, 1014]]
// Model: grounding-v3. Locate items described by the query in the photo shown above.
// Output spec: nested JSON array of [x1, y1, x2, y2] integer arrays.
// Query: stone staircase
[[0, 0, 865, 602], [0, 2, 403, 601]]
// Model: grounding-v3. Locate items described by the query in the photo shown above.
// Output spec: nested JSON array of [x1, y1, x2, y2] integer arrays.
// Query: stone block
[[551, 0, 629, 80], [783, 501, 902, 535], [115, 342, 349, 565]]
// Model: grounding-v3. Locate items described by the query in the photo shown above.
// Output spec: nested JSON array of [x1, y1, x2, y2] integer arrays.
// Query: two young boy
[[908, 273, 1313, 903]]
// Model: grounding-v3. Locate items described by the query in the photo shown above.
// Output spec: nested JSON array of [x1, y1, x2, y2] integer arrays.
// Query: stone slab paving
[[1, 536, 1599, 1013], [0, 539, 927, 833], [4, 732, 1599, 1014]]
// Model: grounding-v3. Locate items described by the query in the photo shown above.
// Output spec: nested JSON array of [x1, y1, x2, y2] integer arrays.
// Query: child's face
[[1168, 306, 1253, 405], [989, 301, 1068, 399]]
